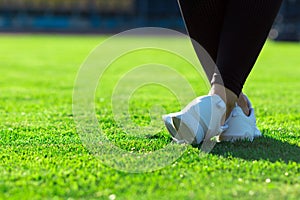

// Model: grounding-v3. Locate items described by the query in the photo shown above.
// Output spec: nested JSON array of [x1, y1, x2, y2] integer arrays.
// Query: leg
[[178, 0, 228, 80], [211, 0, 283, 117], [213, 0, 283, 96], [163, 0, 283, 145]]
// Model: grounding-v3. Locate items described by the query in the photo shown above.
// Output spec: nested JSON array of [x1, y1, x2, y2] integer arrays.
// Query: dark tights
[[178, 0, 283, 96]]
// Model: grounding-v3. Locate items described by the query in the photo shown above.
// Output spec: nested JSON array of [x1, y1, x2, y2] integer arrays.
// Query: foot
[[219, 95, 262, 142], [162, 95, 226, 145]]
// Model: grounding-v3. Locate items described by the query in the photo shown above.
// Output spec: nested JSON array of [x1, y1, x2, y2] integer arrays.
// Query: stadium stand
[[271, 0, 300, 41], [0, 0, 299, 40], [0, 0, 183, 32]]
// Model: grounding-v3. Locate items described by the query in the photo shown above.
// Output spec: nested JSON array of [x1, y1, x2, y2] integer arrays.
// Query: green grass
[[0, 34, 299, 200]]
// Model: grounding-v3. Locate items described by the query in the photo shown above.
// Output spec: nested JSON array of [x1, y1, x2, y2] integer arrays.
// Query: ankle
[[237, 93, 250, 116], [209, 84, 238, 121]]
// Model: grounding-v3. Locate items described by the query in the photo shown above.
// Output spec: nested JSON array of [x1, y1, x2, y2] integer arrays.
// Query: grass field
[[0, 34, 299, 200]]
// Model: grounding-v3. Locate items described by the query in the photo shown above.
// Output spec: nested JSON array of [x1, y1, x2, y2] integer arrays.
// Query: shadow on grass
[[210, 136, 300, 163]]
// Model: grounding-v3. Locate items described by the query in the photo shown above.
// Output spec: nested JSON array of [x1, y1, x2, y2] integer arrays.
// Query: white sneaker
[[219, 95, 262, 142], [162, 95, 226, 145]]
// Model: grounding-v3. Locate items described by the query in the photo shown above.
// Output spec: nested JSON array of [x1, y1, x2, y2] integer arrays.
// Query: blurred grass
[[0, 34, 299, 199]]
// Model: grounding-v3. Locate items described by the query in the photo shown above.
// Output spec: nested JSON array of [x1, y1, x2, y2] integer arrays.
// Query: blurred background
[[0, 0, 299, 41]]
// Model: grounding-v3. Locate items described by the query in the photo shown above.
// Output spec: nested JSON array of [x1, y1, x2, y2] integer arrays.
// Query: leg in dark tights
[[178, 0, 283, 96], [178, 0, 227, 80], [213, 0, 283, 96]]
